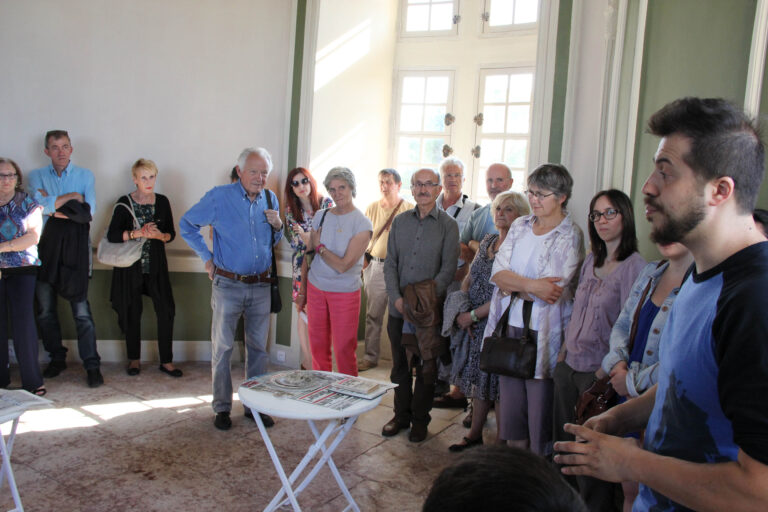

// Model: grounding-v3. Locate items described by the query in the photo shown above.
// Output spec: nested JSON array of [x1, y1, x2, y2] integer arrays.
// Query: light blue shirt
[[27, 162, 96, 226], [459, 203, 497, 244], [180, 183, 282, 276]]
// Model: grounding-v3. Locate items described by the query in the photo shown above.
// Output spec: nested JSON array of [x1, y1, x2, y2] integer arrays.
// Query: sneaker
[[86, 368, 104, 388], [43, 360, 67, 378], [357, 360, 377, 372]]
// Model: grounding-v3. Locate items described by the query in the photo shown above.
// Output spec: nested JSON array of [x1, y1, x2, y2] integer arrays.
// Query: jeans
[[210, 276, 270, 413], [35, 280, 100, 370], [0, 274, 43, 391]]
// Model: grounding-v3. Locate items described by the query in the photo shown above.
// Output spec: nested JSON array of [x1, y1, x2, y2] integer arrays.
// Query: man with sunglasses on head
[[180, 147, 282, 431], [358, 169, 413, 372], [382, 168, 459, 443]]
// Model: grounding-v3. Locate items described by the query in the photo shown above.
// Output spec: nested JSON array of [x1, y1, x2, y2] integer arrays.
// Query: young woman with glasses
[[283, 167, 333, 370]]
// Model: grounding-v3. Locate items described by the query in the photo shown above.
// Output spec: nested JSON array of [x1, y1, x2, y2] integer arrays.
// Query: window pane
[[398, 137, 421, 163], [508, 73, 533, 102], [489, 0, 514, 26], [514, 0, 538, 24], [423, 105, 447, 131], [484, 75, 508, 103], [400, 105, 424, 131], [483, 105, 506, 134], [480, 139, 504, 166], [504, 139, 528, 168], [408, 0, 430, 3], [506, 105, 530, 134], [425, 76, 449, 103], [510, 170, 526, 192], [430, 3, 454, 31], [406, 5, 429, 32], [402, 76, 426, 103], [423, 138, 445, 164]]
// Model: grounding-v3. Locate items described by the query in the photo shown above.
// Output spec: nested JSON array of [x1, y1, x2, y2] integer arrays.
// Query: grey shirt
[[384, 204, 459, 318]]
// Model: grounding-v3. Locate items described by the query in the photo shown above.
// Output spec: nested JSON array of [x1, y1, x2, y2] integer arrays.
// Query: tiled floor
[[0, 360, 498, 511]]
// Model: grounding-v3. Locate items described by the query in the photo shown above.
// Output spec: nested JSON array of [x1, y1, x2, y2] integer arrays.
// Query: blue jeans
[[210, 276, 270, 413], [35, 280, 100, 370]]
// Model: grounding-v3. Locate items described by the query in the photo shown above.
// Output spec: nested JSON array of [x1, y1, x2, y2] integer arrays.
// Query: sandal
[[448, 436, 483, 452], [33, 386, 47, 397]]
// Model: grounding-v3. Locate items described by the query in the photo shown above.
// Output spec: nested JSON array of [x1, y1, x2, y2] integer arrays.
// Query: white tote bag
[[96, 201, 145, 267]]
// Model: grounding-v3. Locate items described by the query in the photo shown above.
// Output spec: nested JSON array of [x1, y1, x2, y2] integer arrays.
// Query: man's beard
[[648, 196, 706, 245]]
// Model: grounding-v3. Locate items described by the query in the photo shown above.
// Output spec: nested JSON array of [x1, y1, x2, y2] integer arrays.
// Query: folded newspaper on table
[[0, 389, 53, 418], [242, 370, 396, 411]]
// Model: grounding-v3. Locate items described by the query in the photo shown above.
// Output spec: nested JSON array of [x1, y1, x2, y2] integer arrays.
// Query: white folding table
[[239, 372, 384, 512], [0, 408, 28, 512]]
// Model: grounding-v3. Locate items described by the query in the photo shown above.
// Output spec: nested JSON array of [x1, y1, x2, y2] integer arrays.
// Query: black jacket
[[38, 200, 91, 302]]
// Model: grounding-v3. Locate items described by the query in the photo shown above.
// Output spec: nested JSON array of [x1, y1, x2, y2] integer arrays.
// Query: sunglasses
[[291, 177, 310, 187]]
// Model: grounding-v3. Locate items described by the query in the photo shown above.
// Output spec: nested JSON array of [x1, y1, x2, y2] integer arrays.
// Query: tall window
[[393, 71, 454, 195], [472, 68, 534, 202], [482, 0, 538, 33], [400, 0, 459, 37]]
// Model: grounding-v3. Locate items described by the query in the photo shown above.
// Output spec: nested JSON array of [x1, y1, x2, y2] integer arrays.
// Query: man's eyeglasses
[[588, 208, 620, 222], [412, 182, 438, 189], [0, 174, 17, 182], [291, 177, 310, 187], [525, 190, 555, 201]]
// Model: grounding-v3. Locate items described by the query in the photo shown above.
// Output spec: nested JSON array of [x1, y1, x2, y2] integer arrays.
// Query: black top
[[107, 194, 175, 331]]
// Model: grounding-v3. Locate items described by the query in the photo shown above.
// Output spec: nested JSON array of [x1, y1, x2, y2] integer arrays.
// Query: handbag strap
[[627, 260, 666, 353], [113, 198, 140, 230], [492, 296, 533, 338], [368, 199, 402, 251], [265, 191, 278, 282]]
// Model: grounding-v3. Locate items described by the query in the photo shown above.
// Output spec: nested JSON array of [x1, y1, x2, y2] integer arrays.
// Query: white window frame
[[399, 0, 460, 38], [481, 0, 539, 35], [390, 69, 456, 198]]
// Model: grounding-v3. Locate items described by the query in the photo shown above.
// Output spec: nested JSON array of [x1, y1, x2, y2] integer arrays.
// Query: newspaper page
[[242, 370, 393, 411], [0, 389, 53, 416]]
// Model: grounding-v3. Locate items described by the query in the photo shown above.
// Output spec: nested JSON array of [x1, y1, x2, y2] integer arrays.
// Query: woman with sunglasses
[[486, 164, 584, 457], [284, 167, 333, 370], [552, 188, 645, 511], [0, 158, 45, 395]]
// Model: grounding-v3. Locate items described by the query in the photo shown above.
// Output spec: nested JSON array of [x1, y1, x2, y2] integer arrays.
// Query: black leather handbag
[[479, 299, 535, 379], [265, 192, 281, 314]]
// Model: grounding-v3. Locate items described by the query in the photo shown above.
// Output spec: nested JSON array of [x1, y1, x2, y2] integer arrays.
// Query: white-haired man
[[180, 148, 282, 431], [436, 157, 479, 235]]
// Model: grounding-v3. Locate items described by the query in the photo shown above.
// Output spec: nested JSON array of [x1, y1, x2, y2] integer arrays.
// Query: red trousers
[[306, 281, 360, 376]]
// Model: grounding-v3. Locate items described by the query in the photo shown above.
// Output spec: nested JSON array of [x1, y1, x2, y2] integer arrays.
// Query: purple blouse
[[563, 251, 646, 372]]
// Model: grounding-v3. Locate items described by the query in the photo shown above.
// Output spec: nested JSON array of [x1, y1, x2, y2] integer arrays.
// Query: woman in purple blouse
[[0, 158, 45, 395], [552, 189, 645, 511]]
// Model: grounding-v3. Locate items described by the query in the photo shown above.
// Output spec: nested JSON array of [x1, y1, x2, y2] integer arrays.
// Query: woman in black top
[[107, 159, 180, 377]]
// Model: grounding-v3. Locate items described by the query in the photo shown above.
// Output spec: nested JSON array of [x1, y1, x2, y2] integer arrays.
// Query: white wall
[[308, 0, 398, 210], [0, 0, 294, 258]]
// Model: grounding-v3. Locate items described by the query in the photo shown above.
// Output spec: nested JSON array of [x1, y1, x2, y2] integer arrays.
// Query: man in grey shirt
[[382, 168, 459, 443]]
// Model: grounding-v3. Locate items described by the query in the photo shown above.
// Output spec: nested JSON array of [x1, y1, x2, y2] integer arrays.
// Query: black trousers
[[125, 273, 174, 364], [0, 274, 43, 391], [387, 315, 437, 427]]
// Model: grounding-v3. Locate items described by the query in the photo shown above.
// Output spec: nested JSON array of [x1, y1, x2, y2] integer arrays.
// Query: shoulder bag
[[479, 298, 536, 379], [266, 192, 282, 313], [96, 200, 144, 267]]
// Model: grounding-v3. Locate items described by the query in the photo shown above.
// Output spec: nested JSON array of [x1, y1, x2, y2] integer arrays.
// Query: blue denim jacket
[[601, 260, 680, 397]]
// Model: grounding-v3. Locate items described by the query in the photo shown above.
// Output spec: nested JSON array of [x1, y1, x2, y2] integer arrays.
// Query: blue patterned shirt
[[0, 192, 42, 268]]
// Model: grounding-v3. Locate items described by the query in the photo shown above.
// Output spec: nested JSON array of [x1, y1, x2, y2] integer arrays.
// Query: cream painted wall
[[0, 0, 294, 259], [308, 0, 398, 210]]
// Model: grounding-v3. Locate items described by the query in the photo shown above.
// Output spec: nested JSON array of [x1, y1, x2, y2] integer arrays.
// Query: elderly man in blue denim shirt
[[28, 130, 102, 388], [180, 147, 282, 431]]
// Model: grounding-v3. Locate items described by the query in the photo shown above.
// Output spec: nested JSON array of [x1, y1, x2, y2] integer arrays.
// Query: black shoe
[[43, 360, 67, 379], [432, 394, 468, 409], [382, 417, 410, 437], [408, 423, 428, 443], [449, 436, 483, 452], [86, 368, 104, 388], [244, 408, 275, 428], [159, 365, 183, 378], [214, 412, 232, 430], [126, 366, 140, 376], [433, 379, 449, 397]]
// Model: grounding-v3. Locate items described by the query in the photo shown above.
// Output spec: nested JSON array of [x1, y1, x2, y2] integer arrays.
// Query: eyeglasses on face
[[588, 208, 620, 222], [291, 177, 310, 187], [412, 182, 438, 189], [0, 173, 17, 182], [525, 189, 555, 201]]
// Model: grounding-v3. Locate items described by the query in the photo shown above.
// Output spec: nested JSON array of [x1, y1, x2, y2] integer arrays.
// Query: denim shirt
[[485, 213, 585, 379], [601, 260, 680, 397], [27, 162, 96, 226]]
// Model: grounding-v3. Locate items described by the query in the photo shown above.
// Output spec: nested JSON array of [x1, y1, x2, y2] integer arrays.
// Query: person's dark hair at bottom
[[423, 445, 587, 512]]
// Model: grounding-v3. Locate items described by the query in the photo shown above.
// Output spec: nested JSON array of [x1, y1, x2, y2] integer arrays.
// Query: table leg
[[0, 418, 23, 512], [255, 414, 302, 512], [307, 419, 360, 512]]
